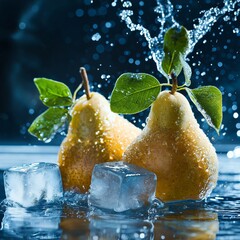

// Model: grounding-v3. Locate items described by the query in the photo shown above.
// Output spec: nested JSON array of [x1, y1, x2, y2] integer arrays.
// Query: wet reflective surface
[[0, 146, 239, 239]]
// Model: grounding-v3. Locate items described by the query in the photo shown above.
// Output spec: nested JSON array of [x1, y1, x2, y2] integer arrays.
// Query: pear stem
[[80, 67, 91, 100], [170, 73, 178, 95]]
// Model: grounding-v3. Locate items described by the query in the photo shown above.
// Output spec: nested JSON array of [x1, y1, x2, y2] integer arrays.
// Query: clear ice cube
[[88, 161, 157, 212], [3, 162, 63, 208]]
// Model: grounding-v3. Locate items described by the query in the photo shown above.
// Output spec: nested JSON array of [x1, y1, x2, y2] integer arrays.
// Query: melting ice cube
[[88, 161, 157, 212], [3, 162, 63, 208]]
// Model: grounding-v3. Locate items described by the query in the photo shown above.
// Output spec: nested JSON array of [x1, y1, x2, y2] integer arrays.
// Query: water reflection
[[0, 200, 223, 239], [1, 206, 62, 239], [60, 204, 218, 239], [154, 209, 219, 240], [61, 216, 154, 240], [2, 154, 240, 239], [0, 196, 220, 240], [61, 218, 90, 239]]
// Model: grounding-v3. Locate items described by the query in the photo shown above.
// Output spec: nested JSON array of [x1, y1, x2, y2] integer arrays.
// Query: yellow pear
[[123, 90, 218, 202], [58, 80, 141, 192]]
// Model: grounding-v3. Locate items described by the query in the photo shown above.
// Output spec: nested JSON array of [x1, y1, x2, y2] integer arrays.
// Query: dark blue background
[[0, 0, 239, 145]]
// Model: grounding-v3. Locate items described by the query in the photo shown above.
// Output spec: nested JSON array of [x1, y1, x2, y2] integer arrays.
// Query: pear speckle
[[123, 90, 218, 202], [58, 92, 141, 192]]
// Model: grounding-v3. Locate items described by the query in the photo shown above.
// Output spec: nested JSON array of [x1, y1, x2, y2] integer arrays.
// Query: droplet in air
[[123, 1, 132, 8], [92, 33, 101, 41]]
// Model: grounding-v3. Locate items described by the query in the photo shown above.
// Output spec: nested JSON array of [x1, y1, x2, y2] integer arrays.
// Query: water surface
[[0, 145, 239, 239]]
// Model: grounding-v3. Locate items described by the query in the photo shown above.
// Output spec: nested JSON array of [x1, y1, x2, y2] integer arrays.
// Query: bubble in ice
[[92, 32, 101, 41]]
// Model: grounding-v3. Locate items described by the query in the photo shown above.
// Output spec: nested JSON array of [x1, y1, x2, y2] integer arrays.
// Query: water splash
[[119, 0, 176, 78], [188, 0, 240, 53], [117, 0, 240, 77], [91, 32, 102, 41]]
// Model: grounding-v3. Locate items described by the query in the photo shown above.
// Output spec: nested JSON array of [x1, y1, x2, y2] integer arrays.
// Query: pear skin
[[58, 92, 141, 192], [123, 91, 218, 202]]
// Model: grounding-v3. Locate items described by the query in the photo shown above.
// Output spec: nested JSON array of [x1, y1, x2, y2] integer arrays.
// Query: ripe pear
[[58, 92, 141, 192], [123, 90, 218, 202]]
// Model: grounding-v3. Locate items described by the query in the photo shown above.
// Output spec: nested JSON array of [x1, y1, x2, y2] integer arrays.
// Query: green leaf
[[110, 73, 161, 114], [28, 108, 69, 142], [186, 86, 222, 133], [180, 54, 192, 87], [162, 26, 189, 76], [34, 78, 73, 107]]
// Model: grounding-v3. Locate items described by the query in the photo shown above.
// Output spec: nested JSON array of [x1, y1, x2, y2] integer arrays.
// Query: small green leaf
[[110, 73, 161, 114], [186, 86, 222, 133], [180, 54, 192, 87], [162, 26, 189, 76], [28, 108, 69, 142], [34, 78, 73, 107]]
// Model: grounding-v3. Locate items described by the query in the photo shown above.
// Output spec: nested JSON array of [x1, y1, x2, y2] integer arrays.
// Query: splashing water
[[92, 33, 102, 41], [116, 0, 240, 77], [189, 0, 240, 53]]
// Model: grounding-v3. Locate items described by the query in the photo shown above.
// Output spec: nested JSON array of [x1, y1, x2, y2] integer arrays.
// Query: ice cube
[[88, 161, 157, 212], [3, 162, 63, 207]]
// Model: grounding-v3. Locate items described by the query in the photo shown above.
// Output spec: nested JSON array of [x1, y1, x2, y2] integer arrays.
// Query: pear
[[58, 68, 141, 192], [123, 90, 218, 202]]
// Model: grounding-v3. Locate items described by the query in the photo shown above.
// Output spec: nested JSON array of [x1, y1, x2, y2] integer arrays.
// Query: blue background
[[0, 0, 239, 145]]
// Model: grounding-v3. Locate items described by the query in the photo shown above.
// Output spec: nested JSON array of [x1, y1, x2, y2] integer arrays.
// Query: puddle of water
[[0, 149, 239, 239]]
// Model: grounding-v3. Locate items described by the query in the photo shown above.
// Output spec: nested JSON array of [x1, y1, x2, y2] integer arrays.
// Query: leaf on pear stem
[[186, 86, 222, 133], [28, 107, 69, 142], [162, 26, 189, 77], [110, 73, 161, 114], [34, 78, 73, 107]]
